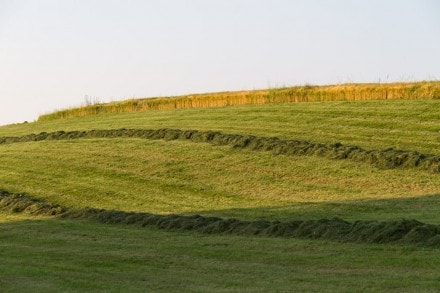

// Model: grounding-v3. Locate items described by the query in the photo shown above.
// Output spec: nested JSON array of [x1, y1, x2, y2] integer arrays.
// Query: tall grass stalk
[[38, 81, 440, 121]]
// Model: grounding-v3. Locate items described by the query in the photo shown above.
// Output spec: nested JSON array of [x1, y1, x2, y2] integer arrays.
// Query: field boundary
[[37, 81, 440, 121], [1, 128, 439, 173], [1, 190, 440, 247]]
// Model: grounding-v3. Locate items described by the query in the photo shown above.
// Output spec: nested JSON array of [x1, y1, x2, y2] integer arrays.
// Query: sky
[[0, 0, 439, 126]]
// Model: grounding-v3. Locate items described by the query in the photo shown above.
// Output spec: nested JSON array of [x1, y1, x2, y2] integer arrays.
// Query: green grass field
[[2, 100, 440, 154], [1, 98, 440, 291], [2, 212, 440, 292]]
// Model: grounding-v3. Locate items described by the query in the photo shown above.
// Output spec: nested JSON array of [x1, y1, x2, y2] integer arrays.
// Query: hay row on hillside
[[1, 190, 440, 247], [37, 81, 440, 121], [1, 128, 439, 173], [0, 190, 65, 216]]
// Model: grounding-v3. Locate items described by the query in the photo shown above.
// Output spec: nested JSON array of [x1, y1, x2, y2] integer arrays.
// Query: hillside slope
[[1, 91, 440, 291], [1, 100, 439, 222], [2, 100, 440, 154]]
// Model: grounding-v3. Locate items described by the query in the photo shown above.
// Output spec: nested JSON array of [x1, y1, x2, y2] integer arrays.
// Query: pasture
[[1, 93, 440, 291]]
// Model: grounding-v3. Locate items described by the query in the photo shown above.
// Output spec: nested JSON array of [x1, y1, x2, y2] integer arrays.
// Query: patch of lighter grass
[[0, 138, 439, 222], [0, 211, 49, 223]]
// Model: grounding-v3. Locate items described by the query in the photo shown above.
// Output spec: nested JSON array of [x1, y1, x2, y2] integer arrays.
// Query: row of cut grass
[[3, 190, 440, 247], [2, 128, 439, 172], [0, 138, 439, 223], [2, 100, 439, 155], [1, 213, 440, 292]]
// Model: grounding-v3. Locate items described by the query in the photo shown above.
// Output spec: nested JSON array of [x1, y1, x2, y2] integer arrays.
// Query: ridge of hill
[[38, 81, 440, 121]]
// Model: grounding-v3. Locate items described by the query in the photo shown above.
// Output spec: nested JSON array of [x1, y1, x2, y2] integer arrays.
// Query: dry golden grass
[[38, 81, 440, 121]]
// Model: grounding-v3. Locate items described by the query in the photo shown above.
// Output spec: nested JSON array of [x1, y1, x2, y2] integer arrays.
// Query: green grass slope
[[1, 136, 440, 223], [2, 212, 440, 292], [2, 100, 439, 154], [1, 97, 440, 291]]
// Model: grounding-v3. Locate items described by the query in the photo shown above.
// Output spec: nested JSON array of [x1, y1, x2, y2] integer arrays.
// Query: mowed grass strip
[[0, 138, 439, 223], [2, 100, 439, 155], [3, 191, 440, 247], [1, 213, 440, 292], [2, 128, 439, 173]]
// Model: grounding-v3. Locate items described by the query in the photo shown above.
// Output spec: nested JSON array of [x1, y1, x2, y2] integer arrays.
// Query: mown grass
[[4, 191, 440, 247], [1, 213, 440, 292], [2, 100, 439, 155], [0, 138, 439, 223], [2, 128, 438, 173], [1, 98, 440, 291]]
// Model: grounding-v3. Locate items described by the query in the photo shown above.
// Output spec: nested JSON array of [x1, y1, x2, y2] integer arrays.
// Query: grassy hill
[[1, 82, 440, 291]]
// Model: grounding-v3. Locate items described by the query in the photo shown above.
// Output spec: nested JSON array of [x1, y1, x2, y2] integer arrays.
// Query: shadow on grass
[[2, 190, 440, 247]]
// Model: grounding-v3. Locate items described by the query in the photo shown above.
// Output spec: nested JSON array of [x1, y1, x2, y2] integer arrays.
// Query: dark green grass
[[1, 213, 440, 292]]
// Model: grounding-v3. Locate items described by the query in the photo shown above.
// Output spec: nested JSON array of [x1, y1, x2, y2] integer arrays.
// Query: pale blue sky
[[0, 0, 439, 125]]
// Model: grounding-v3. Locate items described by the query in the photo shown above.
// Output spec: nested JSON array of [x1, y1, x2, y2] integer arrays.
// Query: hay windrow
[[0, 190, 66, 216], [1, 190, 440, 247], [0, 128, 439, 173]]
